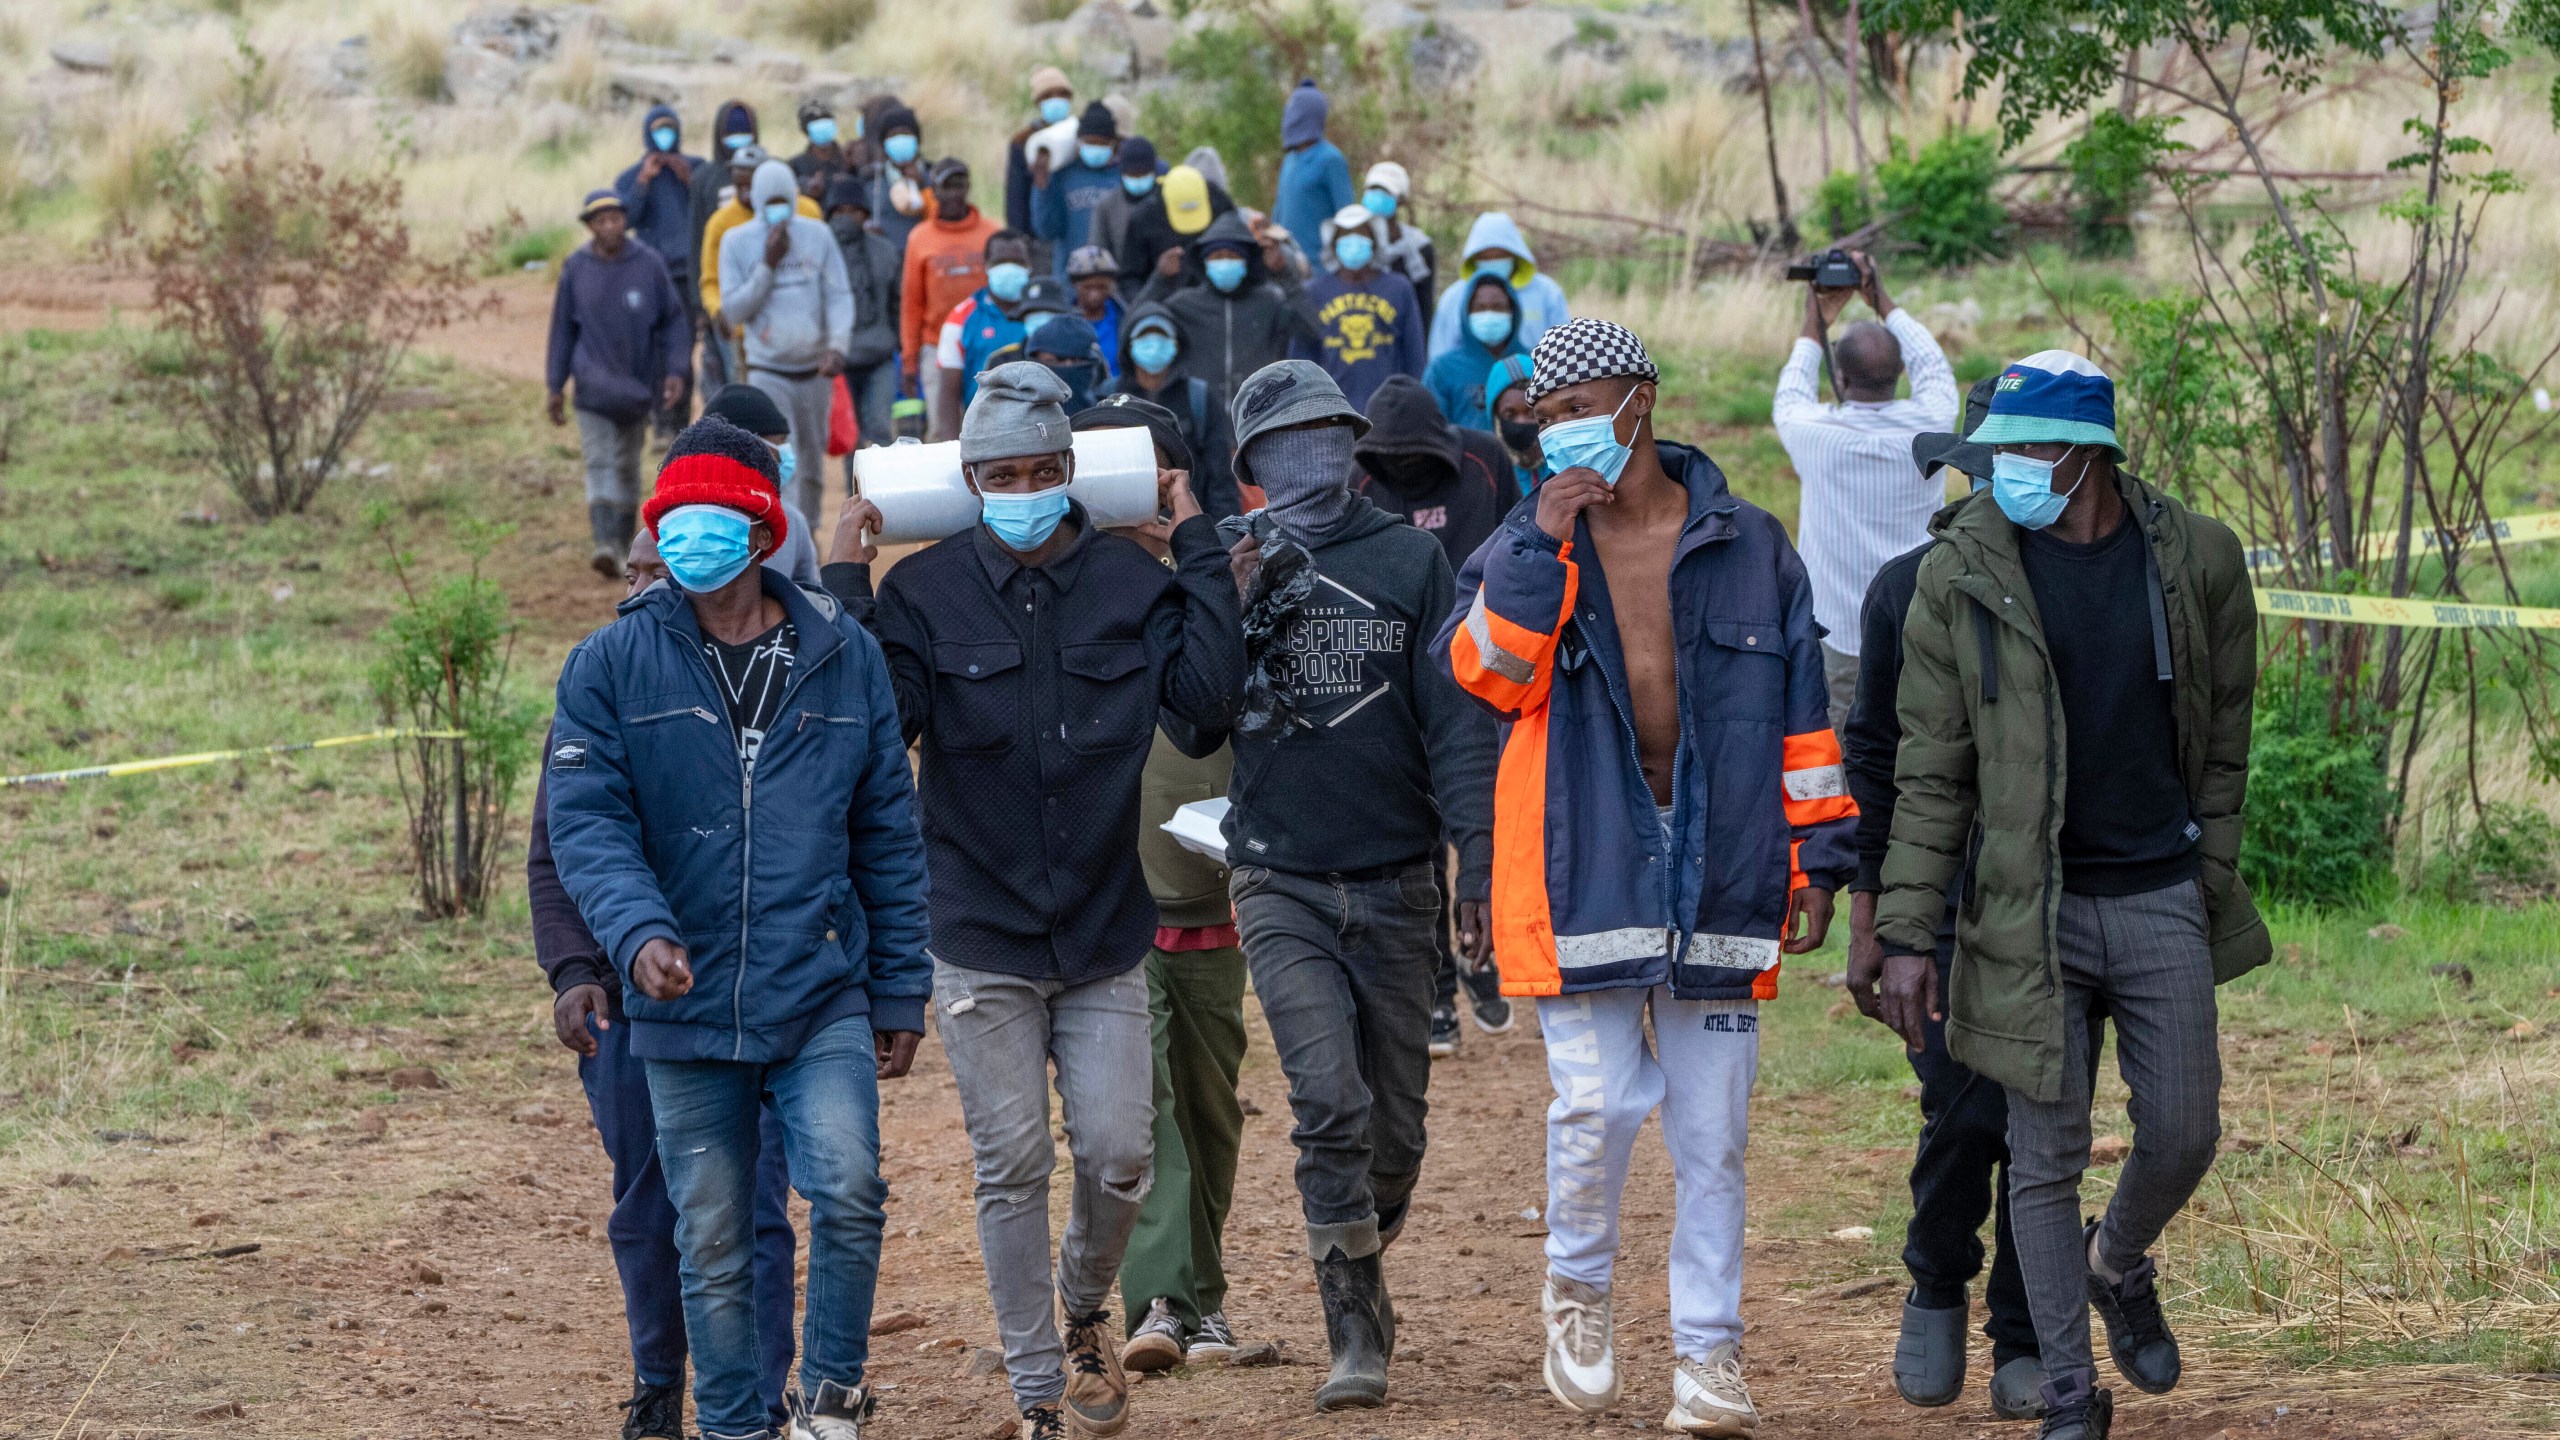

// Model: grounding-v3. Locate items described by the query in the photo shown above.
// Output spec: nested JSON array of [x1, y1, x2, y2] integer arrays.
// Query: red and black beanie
[[641, 415, 790, 548]]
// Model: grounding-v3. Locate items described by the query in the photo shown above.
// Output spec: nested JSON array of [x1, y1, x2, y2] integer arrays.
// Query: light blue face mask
[[651, 125, 678, 153], [806, 117, 837, 146], [977, 481, 1072, 550], [1361, 187, 1397, 218], [1204, 256, 1248, 293], [1471, 256, 1514, 280], [1121, 173, 1156, 198], [1039, 96, 1073, 126], [657, 505, 757, 593], [1467, 309, 1514, 348], [986, 262, 1031, 302], [1130, 331, 1178, 374], [762, 200, 793, 228], [768, 440, 797, 490], [883, 133, 919, 165], [1991, 449, 2088, 530], [1540, 385, 1640, 486], [1079, 142, 1115, 171], [1333, 233, 1374, 271], [722, 131, 755, 156]]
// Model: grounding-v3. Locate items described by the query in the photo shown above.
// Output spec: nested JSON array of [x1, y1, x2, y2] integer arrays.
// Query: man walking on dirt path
[[1770, 250, 1959, 731], [825, 363, 1244, 1440], [546, 189, 690, 581], [1838, 378, 2058, 1422], [1874, 352, 2267, 1440], [1206, 360, 1494, 1415], [1437, 319, 1856, 1437], [528, 524, 802, 1440], [547, 415, 931, 1440], [615, 104, 705, 442], [687, 101, 763, 396], [718, 158, 852, 536]]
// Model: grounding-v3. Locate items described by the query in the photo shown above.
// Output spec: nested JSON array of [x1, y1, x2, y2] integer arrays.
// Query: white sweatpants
[[1538, 986, 1759, 1359]]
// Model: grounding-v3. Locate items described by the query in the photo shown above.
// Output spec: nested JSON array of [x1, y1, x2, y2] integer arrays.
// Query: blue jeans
[[577, 1003, 798, 1415], [647, 1014, 889, 1439]]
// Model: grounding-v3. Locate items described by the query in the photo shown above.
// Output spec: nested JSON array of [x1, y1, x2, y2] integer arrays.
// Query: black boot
[[589, 503, 628, 579], [1311, 1247, 1389, 1411], [618, 1378, 683, 1440]]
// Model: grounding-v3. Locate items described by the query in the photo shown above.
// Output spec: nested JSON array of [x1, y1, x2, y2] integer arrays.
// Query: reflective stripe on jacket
[[1432, 442, 1856, 1001]]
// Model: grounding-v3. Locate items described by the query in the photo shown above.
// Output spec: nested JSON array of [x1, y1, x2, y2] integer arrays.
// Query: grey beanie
[[960, 361, 1076, 464], [1230, 359, 1368, 485]]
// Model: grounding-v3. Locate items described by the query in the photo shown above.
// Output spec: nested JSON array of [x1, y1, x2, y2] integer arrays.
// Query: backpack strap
[[1187, 377, 1210, 448], [2138, 503, 2175, 684], [1972, 597, 2000, 705]]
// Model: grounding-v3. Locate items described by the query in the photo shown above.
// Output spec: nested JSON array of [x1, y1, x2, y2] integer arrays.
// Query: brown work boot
[[1059, 1303, 1129, 1435]]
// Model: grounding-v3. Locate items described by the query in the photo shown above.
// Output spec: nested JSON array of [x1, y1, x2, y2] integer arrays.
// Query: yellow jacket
[[700, 194, 823, 321]]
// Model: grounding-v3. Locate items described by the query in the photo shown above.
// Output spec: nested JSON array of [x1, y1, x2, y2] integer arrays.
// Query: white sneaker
[[1184, 1311, 1237, 1364], [1541, 1275, 1621, 1412], [788, 1380, 872, 1440], [1665, 1343, 1757, 1436]]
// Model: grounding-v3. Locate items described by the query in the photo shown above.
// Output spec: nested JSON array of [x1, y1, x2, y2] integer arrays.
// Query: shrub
[[492, 219, 575, 271], [370, 521, 541, 919], [1874, 131, 2007, 267], [2241, 665, 2395, 907], [1808, 170, 1870, 244], [1141, 0, 1402, 211], [2062, 111, 2182, 256], [762, 0, 877, 51], [2426, 802, 2558, 900], [371, 6, 451, 104], [135, 71, 488, 519]]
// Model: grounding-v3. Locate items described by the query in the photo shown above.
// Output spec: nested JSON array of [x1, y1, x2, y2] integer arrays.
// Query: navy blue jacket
[[614, 105, 710, 282], [547, 571, 933, 1062], [544, 241, 691, 422], [1435, 442, 1859, 1001]]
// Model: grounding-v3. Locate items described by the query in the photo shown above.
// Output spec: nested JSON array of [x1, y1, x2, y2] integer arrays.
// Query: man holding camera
[[1771, 250, 1958, 730]]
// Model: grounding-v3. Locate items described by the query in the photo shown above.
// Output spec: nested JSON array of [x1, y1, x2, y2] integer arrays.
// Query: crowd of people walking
[[536, 66, 2265, 1440]]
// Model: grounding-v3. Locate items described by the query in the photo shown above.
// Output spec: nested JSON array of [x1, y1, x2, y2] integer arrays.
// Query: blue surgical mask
[[1472, 256, 1514, 280], [1121, 173, 1156, 198], [1540, 386, 1640, 486], [657, 505, 757, 593], [883, 133, 919, 165], [768, 440, 797, 490], [1130, 332, 1178, 373], [1467, 309, 1514, 347], [1079, 142, 1114, 171], [986, 262, 1031, 302], [651, 125, 678, 152], [1361, 187, 1397, 218], [806, 117, 837, 146], [762, 200, 792, 228], [1991, 450, 2087, 530], [977, 482, 1072, 550], [1039, 96, 1073, 126], [722, 131, 754, 156], [1333, 233, 1374, 271], [1204, 256, 1248, 293]]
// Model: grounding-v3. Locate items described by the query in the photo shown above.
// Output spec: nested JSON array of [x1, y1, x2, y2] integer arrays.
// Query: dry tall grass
[[370, 0, 452, 104]]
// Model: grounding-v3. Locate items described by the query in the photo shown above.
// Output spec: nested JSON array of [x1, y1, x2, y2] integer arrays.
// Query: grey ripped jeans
[[932, 958, 1155, 1412]]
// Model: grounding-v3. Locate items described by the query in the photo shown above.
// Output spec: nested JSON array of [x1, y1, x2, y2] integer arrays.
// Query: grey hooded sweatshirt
[[718, 160, 854, 376]]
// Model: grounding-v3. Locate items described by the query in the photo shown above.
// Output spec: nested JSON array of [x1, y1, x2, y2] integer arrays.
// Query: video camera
[[1785, 248, 1863, 288]]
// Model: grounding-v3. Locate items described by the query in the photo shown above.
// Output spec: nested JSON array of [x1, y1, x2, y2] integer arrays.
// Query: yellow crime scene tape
[[2242, 511, 2560, 571], [1, 728, 467, 789], [2255, 587, 2560, 629]]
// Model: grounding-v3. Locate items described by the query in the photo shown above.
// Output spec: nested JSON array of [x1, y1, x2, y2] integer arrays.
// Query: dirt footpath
[[0, 995, 2516, 1440]]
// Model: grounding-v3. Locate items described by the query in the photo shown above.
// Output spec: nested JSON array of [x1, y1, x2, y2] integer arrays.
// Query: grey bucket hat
[[1230, 359, 1369, 456]]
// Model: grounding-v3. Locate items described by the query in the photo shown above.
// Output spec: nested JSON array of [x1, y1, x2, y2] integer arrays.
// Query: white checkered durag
[[1526, 317, 1658, 402]]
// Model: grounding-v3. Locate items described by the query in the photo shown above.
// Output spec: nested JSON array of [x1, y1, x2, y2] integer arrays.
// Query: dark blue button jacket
[[547, 571, 932, 1062]]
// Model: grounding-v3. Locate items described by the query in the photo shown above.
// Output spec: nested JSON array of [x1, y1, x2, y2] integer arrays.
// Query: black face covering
[[829, 213, 867, 244], [1042, 360, 1102, 414], [1367, 451, 1450, 496], [1498, 417, 1541, 462]]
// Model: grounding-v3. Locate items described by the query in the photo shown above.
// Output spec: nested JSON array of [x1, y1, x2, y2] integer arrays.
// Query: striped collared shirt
[[1772, 307, 1958, 657]]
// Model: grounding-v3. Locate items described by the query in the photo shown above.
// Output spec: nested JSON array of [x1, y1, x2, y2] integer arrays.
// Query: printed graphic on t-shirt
[[1410, 504, 1447, 531], [702, 622, 797, 769], [1316, 291, 1400, 365], [1280, 571, 1403, 727]]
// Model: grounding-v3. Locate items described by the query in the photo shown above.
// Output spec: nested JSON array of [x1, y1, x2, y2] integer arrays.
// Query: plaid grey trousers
[[2004, 878, 2222, 1384]]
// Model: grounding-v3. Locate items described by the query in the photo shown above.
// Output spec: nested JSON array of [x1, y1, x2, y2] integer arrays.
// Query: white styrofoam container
[[854, 426, 1159, 544], [1161, 797, 1231, 862]]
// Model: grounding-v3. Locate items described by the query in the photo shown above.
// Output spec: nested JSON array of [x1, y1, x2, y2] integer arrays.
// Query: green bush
[[2061, 111, 2181, 256], [2426, 802, 2558, 900], [2241, 666, 2395, 907], [1874, 131, 2007, 267], [1808, 170, 1870, 245], [1139, 0, 1394, 211], [491, 221, 574, 274]]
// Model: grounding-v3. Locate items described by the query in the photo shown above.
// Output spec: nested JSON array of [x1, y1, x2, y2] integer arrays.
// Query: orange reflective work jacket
[[1431, 443, 1858, 1002]]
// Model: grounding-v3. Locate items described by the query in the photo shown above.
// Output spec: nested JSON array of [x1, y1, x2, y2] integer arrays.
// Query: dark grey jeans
[[2004, 879, 2222, 1389], [1232, 860, 1438, 1260]]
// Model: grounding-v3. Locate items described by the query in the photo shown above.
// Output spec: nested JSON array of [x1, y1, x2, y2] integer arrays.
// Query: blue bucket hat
[[1965, 350, 2124, 461]]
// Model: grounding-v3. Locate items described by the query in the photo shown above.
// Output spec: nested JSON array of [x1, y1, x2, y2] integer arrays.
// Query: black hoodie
[[1350, 374, 1512, 573], [1193, 497, 1494, 897], [1134, 210, 1321, 415], [1116, 175, 1237, 292], [1096, 298, 1239, 517], [687, 101, 759, 302]]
